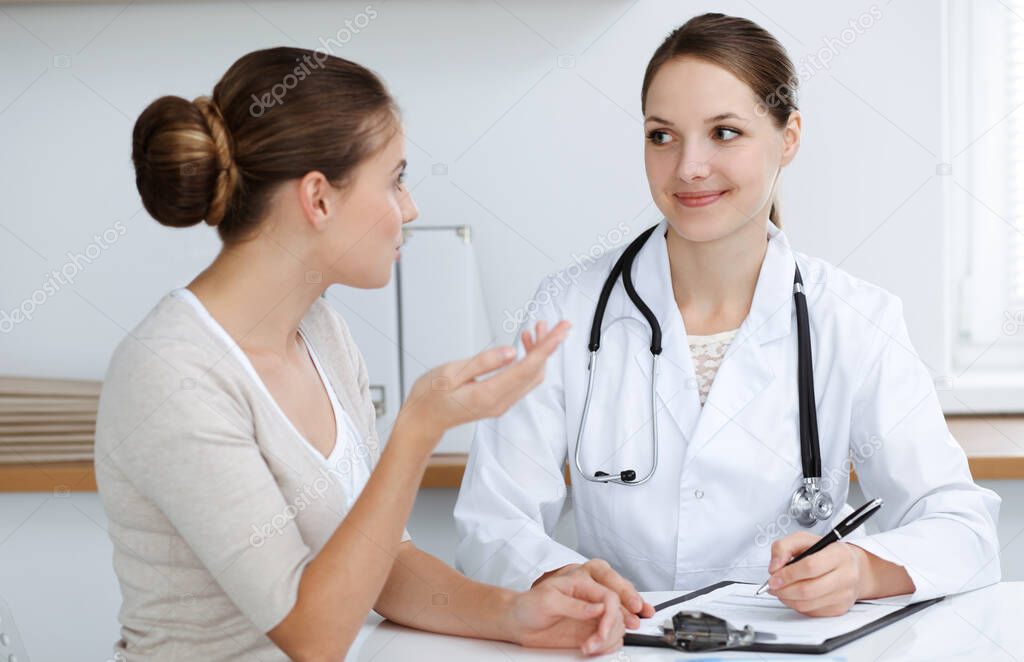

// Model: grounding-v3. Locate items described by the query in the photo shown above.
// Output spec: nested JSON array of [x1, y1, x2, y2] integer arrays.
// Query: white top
[[686, 328, 739, 406], [170, 287, 372, 509]]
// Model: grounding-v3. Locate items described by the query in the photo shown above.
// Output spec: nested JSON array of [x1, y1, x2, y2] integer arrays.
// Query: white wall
[[1, 0, 951, 380], [1, 2, 1019, 660]]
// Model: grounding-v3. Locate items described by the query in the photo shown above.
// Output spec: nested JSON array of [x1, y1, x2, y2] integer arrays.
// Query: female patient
[[94, 47, 623, 660]]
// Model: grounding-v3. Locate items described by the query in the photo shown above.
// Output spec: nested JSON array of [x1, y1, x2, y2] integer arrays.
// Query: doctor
[[454, 13, 1001, 622]]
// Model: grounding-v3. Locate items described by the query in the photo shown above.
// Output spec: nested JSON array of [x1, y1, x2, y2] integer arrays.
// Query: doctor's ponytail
[[641, 13, 798, 228]]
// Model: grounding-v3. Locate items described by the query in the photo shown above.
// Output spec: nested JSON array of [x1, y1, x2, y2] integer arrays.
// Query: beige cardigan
[[95, 291, 402, 661]]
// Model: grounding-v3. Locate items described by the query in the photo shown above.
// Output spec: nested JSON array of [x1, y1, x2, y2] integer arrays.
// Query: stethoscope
[[572, 223, 835, 528]]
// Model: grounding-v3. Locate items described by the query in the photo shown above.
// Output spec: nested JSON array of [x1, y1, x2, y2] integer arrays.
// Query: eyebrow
[[644, 112, 746, 125]]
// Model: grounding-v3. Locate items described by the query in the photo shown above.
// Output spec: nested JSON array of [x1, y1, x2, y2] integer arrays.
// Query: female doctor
[[454, 13, 1001, 622]]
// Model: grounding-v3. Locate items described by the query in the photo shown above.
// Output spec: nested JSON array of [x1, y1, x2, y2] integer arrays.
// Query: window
[[949, 0, 1024, 375]]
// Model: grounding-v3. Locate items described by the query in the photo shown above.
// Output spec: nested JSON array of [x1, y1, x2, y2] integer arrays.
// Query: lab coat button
[[694, 488, 704, 499]]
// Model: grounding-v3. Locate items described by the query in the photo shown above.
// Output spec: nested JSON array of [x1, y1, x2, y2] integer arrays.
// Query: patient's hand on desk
[[533, 559, 655, 629], [513, 571, 626, 655], [766, 531, 915, 617]]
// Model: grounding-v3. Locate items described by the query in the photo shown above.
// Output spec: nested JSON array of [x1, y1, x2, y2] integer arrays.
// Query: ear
[[296, 171, 334, 230], [779, 110, 802, 167]]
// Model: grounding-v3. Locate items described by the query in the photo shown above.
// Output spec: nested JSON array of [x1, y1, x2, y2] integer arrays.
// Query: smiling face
[[643, 56, 800, 243]]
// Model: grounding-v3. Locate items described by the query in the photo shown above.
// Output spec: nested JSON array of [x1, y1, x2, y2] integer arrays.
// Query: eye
[[395, 170, 406, 188], [646, 129, 674, 146], [714, 126, 742, 141]]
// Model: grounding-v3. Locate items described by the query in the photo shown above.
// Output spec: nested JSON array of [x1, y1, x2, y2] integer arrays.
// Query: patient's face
[[325, 127, 419, 289], [643, 56, 794, 243]]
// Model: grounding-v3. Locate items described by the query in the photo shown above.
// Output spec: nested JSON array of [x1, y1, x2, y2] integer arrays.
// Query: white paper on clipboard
[[630, 582, 906, 646]]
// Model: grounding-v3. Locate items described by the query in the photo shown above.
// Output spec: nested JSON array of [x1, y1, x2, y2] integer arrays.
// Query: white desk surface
[[348, 582, 1023, 661]]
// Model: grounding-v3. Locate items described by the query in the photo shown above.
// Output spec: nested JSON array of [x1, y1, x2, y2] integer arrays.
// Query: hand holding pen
[[756, 498, 884, 614]]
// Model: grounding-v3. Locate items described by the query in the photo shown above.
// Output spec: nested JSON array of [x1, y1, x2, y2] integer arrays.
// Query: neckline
[[168, 287, 345, 466], [687, 328, 740, 345]]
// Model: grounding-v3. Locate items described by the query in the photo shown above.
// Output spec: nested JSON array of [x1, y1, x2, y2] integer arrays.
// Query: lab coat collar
[[627, 218, 796, 444], [626, 219, 796, 350]]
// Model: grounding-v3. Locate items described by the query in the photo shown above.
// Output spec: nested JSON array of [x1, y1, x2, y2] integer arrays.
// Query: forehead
[[373, 126, 405, 163], [644, 56, 762, 122]]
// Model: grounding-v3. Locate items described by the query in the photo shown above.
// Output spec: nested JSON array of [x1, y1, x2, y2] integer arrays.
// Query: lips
[[673, 189, 728, 208]]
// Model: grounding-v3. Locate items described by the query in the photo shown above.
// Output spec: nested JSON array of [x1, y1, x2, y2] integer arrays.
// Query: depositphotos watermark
[[1, 220, 127, 334], [248, 437, 379, 548], [501, 222, 631, 334], [757, 5, 883, 116], [752, 434, 884, 549], [1002, 309, 1024, 335], [249, 4, 378, 117]]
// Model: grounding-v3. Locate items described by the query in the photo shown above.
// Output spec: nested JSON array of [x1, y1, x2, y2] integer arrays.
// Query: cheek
[[644, 149, 674, 187]]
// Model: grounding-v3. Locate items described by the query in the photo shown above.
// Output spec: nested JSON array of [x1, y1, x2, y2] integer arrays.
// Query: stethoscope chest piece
[[789, 477, 835, 526]]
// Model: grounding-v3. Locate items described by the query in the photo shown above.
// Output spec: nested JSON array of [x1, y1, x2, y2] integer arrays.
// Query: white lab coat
[[454, 219, 1001, 602]]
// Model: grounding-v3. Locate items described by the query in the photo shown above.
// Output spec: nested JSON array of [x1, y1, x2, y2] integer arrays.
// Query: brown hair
[[132, 47, 398, 243], [641, 13, 797, 227]]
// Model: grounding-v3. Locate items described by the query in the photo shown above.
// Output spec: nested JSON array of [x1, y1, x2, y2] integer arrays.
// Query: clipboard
[[623, 580, 944, 654]]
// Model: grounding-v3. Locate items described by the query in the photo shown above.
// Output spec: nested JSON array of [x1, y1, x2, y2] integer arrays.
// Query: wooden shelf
[[1, 416, 1022, 492]]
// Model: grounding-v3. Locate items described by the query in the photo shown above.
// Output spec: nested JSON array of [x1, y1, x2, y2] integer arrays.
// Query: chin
[[339, 265, 394, 290], [664, 212, 738, 244]]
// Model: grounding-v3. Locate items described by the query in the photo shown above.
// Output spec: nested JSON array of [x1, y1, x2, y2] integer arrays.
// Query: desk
[[347, 582, 1023, 660]]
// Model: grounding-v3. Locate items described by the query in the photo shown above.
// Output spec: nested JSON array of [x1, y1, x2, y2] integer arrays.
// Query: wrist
[[390, 413, 443, 459], [848, 543, 874, 601], [492, 587, 522, 644]]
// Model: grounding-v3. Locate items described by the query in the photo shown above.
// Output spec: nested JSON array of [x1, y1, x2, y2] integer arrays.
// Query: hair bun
[[191, 97, 239, 226], [131, 94, 240, 229]]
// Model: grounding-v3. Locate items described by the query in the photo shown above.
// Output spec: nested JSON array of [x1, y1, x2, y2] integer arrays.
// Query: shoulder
[[96, 295, 250, 452], [103, 293, 234, 391], [792, 249, 906, 344]]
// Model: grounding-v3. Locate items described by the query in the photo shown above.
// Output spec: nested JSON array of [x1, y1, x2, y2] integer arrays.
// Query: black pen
[[756, 497, 884, 595]]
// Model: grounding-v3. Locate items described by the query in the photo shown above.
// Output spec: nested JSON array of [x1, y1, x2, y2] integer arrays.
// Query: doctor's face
[[643, 56, 799, 243]]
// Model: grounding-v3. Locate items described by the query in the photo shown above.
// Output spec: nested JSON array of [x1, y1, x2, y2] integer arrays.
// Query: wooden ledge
[[1, 416, 1022, 492]]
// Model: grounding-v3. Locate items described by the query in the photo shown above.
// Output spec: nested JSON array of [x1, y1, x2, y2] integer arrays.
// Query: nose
[[676, 142, 713, 182], [677, 157, 710, 182], [400, 188, 419, 224]]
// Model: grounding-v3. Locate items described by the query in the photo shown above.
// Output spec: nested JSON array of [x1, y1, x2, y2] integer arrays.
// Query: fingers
[[551, 573, 627, 626], [542, 588, 605, 622], [619, 604, 640, 630], [545, 573, 626, 655], [774, 569, 857, 616], [769, 531, 820, 573], [772, 559, 846, 602], [463, 322, 570, 404], [582, 584, 623, 655], [449, 345, 518, 385], [585, 559, 646, 616], [770, 541, 841, 589], [521, 321, 548, 352]]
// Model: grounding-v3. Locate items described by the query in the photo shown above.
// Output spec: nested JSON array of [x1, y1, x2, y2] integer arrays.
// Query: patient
[[94, 47, 625, 660]]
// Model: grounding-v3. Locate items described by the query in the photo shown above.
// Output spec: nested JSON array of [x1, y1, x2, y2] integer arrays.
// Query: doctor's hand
[[534, 559, 655, 629], [395, 321, 571, 454], [765, 531, 869, 617], [510, 571, 625, 656]]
